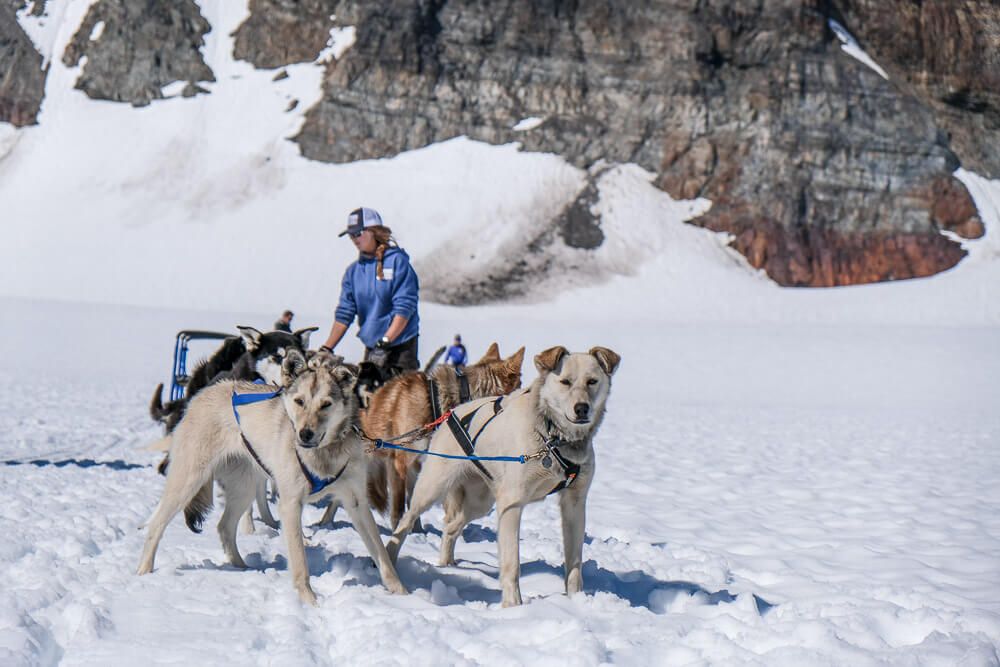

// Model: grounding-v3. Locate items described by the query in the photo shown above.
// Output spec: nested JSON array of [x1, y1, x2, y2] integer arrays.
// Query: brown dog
[[319, 343, 525, 529]]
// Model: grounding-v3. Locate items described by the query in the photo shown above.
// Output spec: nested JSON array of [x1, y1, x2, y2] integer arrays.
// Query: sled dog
[[385, 346, 620, 607], [149, 325, 317, 531], [150, 325, 318, 433], [319, 343, 526, 529], [137, 350, 407, 605]]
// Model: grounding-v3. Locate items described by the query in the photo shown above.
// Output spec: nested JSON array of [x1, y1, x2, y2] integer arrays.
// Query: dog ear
[[331, 364, 359, 390], [475, 342, 501, 365], [281, 349, 307, 385], [293, 326, 319, 349], [309, 349, 343, 370], [534, 346, 569, 375], [589, 347, 621, 376], [237, 326, 263, 351], [505, 346, 526, 371]]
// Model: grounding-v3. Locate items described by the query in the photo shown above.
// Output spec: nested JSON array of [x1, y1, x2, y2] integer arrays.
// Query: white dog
[[137, 351, 407, 605], [386, 346, 620, 607]]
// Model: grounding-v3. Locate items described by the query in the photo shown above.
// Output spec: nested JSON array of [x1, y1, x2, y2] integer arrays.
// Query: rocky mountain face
[[291, 0, 991, 288], [5, 0, 998, 292], [838, 0, 1000, 179], [1, 1, 46, 126], [232, 0, 339, 69], [62, 0, 214, 106]]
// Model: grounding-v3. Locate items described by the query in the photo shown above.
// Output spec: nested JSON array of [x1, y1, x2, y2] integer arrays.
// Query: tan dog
[[137, 351, 407, 605], [319, 344, 525, 529], [385, 346, 621, 607]]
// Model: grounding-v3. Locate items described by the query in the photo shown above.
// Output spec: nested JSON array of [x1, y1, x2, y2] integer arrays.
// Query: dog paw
[[387, 580, 409, 595], [299, 588, 319, 607]]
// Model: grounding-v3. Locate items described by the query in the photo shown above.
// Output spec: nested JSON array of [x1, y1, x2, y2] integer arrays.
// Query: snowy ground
[[1, 297, 998, 665], [2, 2, 999, 663]]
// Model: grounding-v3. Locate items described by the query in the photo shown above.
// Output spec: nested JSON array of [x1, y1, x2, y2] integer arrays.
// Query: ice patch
[[513, 116, 544, 131], [317, 25, 357, 64], [160, 81, 188, 98], [828, 19, 889, 80], [89, 20, 105, 41]]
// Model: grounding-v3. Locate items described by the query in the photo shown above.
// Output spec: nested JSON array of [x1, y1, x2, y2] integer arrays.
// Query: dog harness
[[427, 366, 472, 422], [540, 419, 582, 494], [445, 396, 505, 481], [231, 384, 347, 495]]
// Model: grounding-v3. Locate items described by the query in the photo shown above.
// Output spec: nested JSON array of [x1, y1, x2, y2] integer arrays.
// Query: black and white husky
[[137, 350, 408, 605], [149, 325, 318, 434], [149, 325, 317, 532]]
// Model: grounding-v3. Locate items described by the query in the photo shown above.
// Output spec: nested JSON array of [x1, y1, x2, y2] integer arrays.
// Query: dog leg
[[343, 492, 408, 595], [439, 478, 493, 567], [496, 500, 524, 607], [315, 497, 341, 527], [240, 509, 256, 535], [216, 465, 257, 569], [406, 457, 424, 534], [256, 477, 279, 529], [137, 456, 214, 575], [389, 454, 408, 530], [278, 495, 316, 606], [386, 457, 452, 564], [559, 487, 588, 596]]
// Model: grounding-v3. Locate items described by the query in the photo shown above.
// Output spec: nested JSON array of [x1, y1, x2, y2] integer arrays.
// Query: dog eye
[[586, 378, 598, 386], [293, 398, 304, 406], [320, 400, 332, 409], [560, 379, 572, 386]]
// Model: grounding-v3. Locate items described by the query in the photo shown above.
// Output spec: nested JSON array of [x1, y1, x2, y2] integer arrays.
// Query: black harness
[[446, 396, 505, 481], [426, 372, 581, 494], [428, 366, 471, 421], [540, 420, 583, 495]]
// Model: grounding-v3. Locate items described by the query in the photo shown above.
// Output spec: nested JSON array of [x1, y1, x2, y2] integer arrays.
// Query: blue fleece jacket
[[334, 247, 420, 349]]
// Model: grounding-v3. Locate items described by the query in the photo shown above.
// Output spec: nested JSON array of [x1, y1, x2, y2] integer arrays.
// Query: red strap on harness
[[425, 409, 453, 430]]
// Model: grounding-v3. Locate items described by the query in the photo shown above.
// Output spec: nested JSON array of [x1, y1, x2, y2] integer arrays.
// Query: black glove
[[368, 346, 389, 368]]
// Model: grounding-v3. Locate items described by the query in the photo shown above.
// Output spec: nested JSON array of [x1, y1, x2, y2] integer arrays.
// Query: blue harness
[[231, 383, 346, 496]]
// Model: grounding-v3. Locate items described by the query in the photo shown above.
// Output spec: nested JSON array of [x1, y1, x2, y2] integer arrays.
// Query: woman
[[320, 207, 420, 375]]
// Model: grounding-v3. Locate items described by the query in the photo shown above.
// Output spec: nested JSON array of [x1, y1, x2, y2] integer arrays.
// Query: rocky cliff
[[1, 1, 46, 126], [290, 0, 990, 287], [5, 0, 998, 292], [62, 0, 214, 106]]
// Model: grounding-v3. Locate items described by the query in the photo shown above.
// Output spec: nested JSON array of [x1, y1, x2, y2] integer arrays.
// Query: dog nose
[[574, 402, 590, 419], [299, 428, 314, 442]]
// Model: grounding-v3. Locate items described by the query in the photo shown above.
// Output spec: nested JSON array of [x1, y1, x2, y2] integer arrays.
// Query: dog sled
[[167, 330, 233, 401]]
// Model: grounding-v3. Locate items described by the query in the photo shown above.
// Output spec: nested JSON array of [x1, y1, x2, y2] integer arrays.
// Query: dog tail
[[367, 458, 388, 515], [149, 383, 168, 421], [422, 346, 447, 373], [184, 478, 214, 533], [156, 453, 170, 476], [150, 383, 186, 433]]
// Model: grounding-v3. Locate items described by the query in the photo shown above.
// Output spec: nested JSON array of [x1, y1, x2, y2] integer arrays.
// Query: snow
[[1, 2, 999, 664], [512, 117, 545, 132], [828, 19, 890, 80]]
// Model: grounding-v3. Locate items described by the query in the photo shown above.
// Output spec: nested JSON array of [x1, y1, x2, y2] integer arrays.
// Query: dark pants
[[365, 335, 419, 377]]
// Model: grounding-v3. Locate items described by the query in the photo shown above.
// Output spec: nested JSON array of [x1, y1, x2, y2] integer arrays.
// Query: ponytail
[[368, 225, 395, 280]]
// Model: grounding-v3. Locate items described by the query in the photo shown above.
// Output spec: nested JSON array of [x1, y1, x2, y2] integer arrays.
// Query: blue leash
[[370, 438, 527, 464]]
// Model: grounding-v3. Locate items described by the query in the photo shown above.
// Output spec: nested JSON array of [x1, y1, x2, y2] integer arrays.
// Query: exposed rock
[[62, 0, 214, 107], [293, 0, 987, 288], [835, 0, 1000, 177], [0, 2, 47, 126], [233, 0, 339, 68]]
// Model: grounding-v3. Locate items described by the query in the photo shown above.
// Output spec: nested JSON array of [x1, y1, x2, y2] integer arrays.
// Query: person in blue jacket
[[444, 334, 467, 367], [320, 207, 420, 374]]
